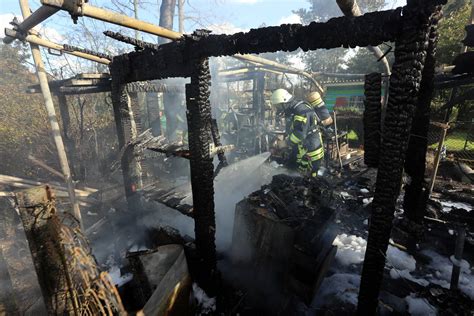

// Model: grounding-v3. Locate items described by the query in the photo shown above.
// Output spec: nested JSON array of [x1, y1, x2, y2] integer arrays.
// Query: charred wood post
[[128, 91, 148, 181], [110, 80, 142, 212], [211, 118, 228, 177], [57, 94, 78, 179], [403, 11, 442, 229], [357, 2, 443, 314], [186, 57, 218, 296], [363, 73, 382, 168]]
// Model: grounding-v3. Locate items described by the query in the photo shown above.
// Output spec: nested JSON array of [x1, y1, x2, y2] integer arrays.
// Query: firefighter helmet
[[271, 89, 293, 106]]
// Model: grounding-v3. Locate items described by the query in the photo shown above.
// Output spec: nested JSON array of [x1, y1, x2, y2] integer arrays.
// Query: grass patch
[[429, 131, 472, 151]]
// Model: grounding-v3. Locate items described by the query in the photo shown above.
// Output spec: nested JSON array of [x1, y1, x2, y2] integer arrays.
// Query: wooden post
[[15, 186, 77, 315], [15, 186, 126, 315], [402, 18, 440, 225], [428, 123, 449, 195], [450, 224, 466, 290], [186, 57, 218, 296], [19, 1, 81, 228], [110, 80, 143, 212], [57, 94, 77, 179]]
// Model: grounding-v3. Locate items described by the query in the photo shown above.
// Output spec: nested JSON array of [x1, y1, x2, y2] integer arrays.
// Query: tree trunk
[[178, 0, 184, 33], [158, 0, 177, 44]]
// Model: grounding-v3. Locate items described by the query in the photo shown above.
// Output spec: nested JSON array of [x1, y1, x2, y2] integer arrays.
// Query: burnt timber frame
[[363, 72, 382, 168], [108, 0, 445, 312]]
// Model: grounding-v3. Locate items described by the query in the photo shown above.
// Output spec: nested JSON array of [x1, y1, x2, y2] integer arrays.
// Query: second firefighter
[[270, 89, 333, 177]]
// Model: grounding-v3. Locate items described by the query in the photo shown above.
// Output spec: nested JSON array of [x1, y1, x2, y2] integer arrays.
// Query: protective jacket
[[285, 98, 330, 176]]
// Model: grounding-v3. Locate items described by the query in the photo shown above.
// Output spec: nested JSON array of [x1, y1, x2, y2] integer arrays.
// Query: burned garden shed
[[103, 1, 445, 313], [3, 0, 474, 314]]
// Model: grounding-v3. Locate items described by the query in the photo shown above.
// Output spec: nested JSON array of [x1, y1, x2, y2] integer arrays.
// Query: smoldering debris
[[227, 173, 338, 310]]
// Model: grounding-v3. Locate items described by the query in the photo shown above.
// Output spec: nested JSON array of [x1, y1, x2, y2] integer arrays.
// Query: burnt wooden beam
[[30, 81, 184, 95], [110, 79, 142, 213], [363, 72, 382, 168], [59, 85, 111, 95], [185, 57, 218, 296], [403, 12, 442, 229], [110, 7, 408, 83], [357, 2, 444, 314], [126, 81, 185, 93], [462, 24, 474, 47], [453, 51, 474, 74]]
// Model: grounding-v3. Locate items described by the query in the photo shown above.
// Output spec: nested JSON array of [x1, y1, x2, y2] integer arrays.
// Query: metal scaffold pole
[[18, 0, 82, 227]]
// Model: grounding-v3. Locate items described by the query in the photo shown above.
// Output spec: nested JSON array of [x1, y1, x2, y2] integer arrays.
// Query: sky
[[0, 0, 407, 36], [0, 0, 310, 36], [0, 0, 406, 74]]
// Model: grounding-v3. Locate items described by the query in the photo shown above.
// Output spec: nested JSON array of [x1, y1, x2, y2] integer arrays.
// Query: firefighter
[[271, 89, 332, 177]]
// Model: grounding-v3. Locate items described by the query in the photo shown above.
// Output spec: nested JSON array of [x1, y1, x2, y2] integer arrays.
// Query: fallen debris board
[[137, 245, 192, 315]]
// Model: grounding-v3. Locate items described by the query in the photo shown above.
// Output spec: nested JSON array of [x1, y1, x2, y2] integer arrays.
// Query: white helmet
[[271, 89, 293, 106]]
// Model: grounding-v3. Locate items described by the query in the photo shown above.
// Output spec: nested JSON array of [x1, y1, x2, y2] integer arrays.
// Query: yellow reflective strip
[[307, 148, 324, 157], [311, 99, 323, 107], [309, 152, 324, 161], [289, 133, 301, 144], [293, 115, 307, 124]]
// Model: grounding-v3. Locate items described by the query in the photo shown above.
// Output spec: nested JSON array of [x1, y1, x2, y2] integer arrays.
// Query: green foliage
[[0, 42, 118, 181], [347, 130, 359, 141], [0, 42, 56, 178], [295, 0, 387, 73], [345, 46, 394, 74], [437, 1, 471, 65], [336, 106, 363, 115]]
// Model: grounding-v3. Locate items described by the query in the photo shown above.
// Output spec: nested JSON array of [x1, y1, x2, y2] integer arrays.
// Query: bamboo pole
[[2, 5, 59, 44], [234, 54, 324, 94], [428, 123, 449, 195], [4, 28, 110, 64], [41, 0, 182, 40], [19, 0, 82, 228]]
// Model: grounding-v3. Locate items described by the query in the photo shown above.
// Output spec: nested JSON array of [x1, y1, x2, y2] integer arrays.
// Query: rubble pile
[[230, 174, 338, 311], [247, 174, 335, 254]]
